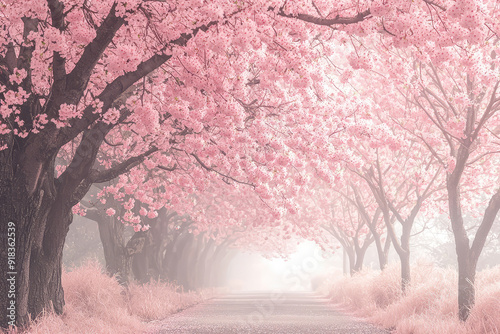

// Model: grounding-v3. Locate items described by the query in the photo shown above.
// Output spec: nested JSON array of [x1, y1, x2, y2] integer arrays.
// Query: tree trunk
[[207, 243, 229, 287], [132, 230, 154, 284], [400, 250, 410, 293], [171, 233, 194, 286], [0, 192, 45, 327], [132, 249, 150, 283], [194, 239, 215, 288], [392, 219, 412, 294], [353, 246, 366, 273], [373, 232, 391, 271], [457, 259, 475, 321], [123, 231, 149, 284], [381, 236, 391, 269], [0, 157, 72, 327], [345, 247, 356, 276], [92, 210, 150, 285], [94, 214, 131, 284], [28, 198, 73, 319], [448, 165, 475, 321], [181, 234, 200, 290]]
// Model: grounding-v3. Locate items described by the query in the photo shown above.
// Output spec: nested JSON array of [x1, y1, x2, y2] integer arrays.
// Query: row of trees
[[1, 0, 500, 328], [295, 16, 500, 319], [1, 0, 371, 326]]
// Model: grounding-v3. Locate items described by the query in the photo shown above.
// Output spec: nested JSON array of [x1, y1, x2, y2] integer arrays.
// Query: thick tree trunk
[[188, 234, 207, 289], [93, 211, 150, 285], [0, 194, 44, 327], [132, 249, 150, 283], [164, 233, 189, 283], [450, 199, 478, 321], [132, 230, 154, 284], [28, 200, 72, 319], [448, 165, 475, 321], [0, 157, 68, 327], [0, 188, 73, 327], [170, 233, 194, 285], [161, 239, 177, 280]]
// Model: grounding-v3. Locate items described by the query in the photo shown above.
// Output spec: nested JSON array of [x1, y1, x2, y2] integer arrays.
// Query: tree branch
[[65, 3, 124, 99], [91, 146, 159, 183], [190, 153, 255, 188], [47, 0, 68, 94], [58, 20, 219, 146], [275, 7, 371, 26], [470, 189, 500, 265]]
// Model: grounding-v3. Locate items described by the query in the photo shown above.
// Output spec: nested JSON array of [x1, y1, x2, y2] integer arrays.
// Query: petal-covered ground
[[150, 292, 388, 334]]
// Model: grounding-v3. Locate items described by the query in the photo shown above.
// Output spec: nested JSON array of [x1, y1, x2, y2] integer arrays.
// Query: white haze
[[224, 241, 342, 291]]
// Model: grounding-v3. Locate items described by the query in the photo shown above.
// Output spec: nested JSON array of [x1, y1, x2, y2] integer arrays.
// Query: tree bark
[[345, 247, 356, 276], [353, 245, 367, 273], [94, 214, 126, 282], [446, 142, 494, 320], [0, 151, 68, 327], [28, 197, 73, 319], [400, 250, 410, 293], [89, 208, 150, 286]]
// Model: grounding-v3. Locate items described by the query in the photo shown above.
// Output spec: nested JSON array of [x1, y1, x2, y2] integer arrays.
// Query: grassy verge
[[318, 262, 500, 334], [4, 261, 214, 334]]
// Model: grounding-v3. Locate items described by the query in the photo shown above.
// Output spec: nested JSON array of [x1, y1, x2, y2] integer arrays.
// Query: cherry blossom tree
[[0, 0, 376, 326], [349, 182, 392, 271], [354, 142, 442, 292], [343, 0, 500, 318], [394, 55, 500, 320], [3, 0, 498, 327], [320, 189, 375, 276]]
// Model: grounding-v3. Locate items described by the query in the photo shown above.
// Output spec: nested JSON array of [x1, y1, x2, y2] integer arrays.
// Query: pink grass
[[127, 281, 210, 321], [320, 262, 500, 334], [4, 261, 211, 334]]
